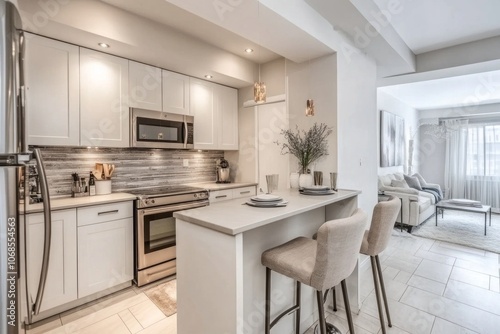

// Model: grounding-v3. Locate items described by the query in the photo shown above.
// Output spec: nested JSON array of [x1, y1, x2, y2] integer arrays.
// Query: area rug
[[144, 279, 177, 316], [411, 211, 500, 254]]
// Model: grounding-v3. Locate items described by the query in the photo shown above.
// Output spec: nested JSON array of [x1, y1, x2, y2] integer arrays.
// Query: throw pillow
[[412, 173, 428, 187], [404, 174, 422, 190], [393, 172, 404, 181], [390, 179, 409, 188]]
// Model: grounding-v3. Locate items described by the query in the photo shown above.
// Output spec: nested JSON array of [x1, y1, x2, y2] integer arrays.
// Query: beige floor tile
[[383, 266, 400, 280], [383, 256, 421, 274], [431, 318, 478, 334], [414, 259, 452, 283], [417, 238, 435, 252], [331, 307, 381, 333], [437, 241, 485, 257], [415, 249, 456, 266], [26, 315, 62, 334], [407, 275, 446, 296], [444, 280, 500, 316], [490, 276, 500, 293], [118, 309, 143, 333], [56, 293, 149, 333], [455, 258, 499, 277], [362, 291, 435, 334], [393, 270, 412, 284], [430, 243, 495, 264], [129, 299, 166, 328], [137, 314, 177, 334], [377, 325, 412, 334], [60, 289, 138, 325], [400, 286, 500, 333], [450, 266, 490, 289], [75, 314, 129, 334]]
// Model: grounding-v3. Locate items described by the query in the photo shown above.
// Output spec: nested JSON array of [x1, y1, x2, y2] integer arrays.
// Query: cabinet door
[[25, 34, 80, 146], [191, 78, 217, 149], [216, 85, 239, 150], [80, 49, 129, 147], [26, 209, 77, 312], [78, 218, 133, 298], [209, 189, 233, 203], [129, 61, 162, 111], [232, 186, 256, 199], [162, 70, 190, 115]]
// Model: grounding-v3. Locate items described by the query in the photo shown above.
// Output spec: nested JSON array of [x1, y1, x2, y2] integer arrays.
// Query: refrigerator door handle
[[31, 148, 52, 316]]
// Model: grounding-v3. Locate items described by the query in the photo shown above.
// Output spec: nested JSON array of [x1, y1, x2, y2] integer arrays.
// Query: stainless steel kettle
[[216, 158, 230, 183]]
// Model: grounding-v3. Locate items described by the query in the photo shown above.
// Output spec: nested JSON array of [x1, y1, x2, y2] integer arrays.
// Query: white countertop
[[188, 182, 257, 191], [21, 192, 137, 214], [174, 189, 360, 235]]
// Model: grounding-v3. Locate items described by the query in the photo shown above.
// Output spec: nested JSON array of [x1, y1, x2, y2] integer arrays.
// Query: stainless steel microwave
[[130, 108, 194, 149]]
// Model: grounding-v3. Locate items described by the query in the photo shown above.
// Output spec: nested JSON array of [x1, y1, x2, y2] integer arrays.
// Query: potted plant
[[276, 123, 333, 187]]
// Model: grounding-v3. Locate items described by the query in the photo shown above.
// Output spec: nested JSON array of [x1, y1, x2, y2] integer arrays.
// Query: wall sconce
[[254, 81, 266, 103], [306, 99, 315, 116]]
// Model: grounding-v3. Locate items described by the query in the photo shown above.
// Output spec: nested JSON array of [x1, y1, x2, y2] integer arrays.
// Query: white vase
[[290, 172, 300, 189], [299, 173, 313, 188]]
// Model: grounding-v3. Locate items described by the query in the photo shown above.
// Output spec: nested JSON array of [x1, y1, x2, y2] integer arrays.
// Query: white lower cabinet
[[209, 186, 256, 203], [26, 209, 77, 312], [77, 204, 133, 298]]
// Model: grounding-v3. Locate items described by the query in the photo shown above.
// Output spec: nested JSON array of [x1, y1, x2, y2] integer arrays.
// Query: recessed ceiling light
[[245, 48, 254, 53], [98, 42, 110, 48], [205, 75, 213, 79]]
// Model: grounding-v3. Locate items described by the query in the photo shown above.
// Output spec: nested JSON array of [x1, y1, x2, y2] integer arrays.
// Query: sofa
[[378, 172, 442, 232]]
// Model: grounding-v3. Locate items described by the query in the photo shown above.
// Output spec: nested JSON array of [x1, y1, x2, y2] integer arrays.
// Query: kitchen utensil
[[108, 164, 115, 178], [103, 163, 110, 179]]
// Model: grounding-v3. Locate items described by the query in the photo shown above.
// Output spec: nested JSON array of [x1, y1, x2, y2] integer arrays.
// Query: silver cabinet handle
[[240, 191, 251, 195], [32, 148, 52, 317], [215, 195, 228, 199], [183, 118, 188, 148], [97, 209, 119, 216]]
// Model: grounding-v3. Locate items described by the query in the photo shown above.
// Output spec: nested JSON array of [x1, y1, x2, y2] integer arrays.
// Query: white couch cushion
[[418, 196, 432, 213]]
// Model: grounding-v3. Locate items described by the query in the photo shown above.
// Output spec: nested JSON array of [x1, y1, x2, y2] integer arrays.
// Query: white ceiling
[[379, 70, 500, 110], [373, 0, 500, 54]]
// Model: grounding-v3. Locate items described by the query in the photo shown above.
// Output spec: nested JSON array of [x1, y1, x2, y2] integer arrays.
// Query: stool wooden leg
[[375, 255, 392, 327], [341, 280, 355, 334], [316, 290, 327, 334], [371, 256, 386, 334], [265, 267, 271, 334]]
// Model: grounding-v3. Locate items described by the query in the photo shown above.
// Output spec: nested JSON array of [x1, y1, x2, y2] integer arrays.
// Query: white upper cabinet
[[80, 49, 129, 147], [162, 70, 190, 115], [190, 79, 238, 150], [216, 85, 238, 150], [129, 61, 162, 111], [190, 78, 216, 149], [25, 34, 80, 146]]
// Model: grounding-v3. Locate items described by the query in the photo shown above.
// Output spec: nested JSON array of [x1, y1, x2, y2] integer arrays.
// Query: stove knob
[[144, 200, 150, 205], [151, 199, 155, 204], [194, 193, 198, 198]]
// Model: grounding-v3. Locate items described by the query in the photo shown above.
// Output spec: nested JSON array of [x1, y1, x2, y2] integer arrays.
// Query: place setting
[[245, 174, 289, 207], [299, 171, 337, 195]]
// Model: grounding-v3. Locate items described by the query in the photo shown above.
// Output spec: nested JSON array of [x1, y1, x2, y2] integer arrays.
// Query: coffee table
[[435, 201, 492, 235]]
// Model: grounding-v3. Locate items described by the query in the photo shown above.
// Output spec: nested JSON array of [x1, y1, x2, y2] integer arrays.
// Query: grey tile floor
[[27, 232, 499, 333]]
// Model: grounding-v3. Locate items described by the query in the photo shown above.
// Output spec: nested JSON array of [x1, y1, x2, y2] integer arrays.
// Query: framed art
[[380, 110, 405, 167]]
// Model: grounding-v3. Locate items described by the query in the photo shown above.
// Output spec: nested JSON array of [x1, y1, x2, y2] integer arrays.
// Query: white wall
[[337, 52, 378, 216], [377, 90, 419, 176]]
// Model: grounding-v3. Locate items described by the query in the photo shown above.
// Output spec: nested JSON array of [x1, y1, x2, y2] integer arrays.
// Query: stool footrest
[[270, 305, 300, 328]]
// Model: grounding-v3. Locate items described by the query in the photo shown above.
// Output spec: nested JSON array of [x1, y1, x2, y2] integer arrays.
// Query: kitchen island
[[174, 189, 361, 334]]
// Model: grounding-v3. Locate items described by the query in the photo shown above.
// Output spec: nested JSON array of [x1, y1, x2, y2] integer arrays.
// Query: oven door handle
[[183, 118, 188, 149], [140, 200, 209, 215]]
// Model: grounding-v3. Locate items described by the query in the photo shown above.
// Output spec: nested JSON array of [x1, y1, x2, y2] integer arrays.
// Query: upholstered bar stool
[[261, 209, 368, 334], [360, 195, 401, 334]]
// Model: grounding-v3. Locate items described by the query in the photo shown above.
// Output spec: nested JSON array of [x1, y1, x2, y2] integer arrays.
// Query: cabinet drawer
[[209, 189, 233, 203], [77, 201, 133, 226], [232, 186, 256, 199]]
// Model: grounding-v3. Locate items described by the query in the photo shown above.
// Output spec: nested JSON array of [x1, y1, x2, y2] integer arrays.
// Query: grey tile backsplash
[[33, 146, 224, 197]]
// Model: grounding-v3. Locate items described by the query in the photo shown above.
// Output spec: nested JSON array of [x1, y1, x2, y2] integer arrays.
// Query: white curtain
[[444, 119, 468, 200], [445, 119, 500, 211]]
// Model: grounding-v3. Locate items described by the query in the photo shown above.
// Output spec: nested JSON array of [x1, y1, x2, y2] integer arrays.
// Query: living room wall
[[377, 90, 419, 176]]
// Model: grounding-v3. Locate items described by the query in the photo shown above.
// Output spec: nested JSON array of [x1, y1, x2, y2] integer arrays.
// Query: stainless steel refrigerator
[[1, 1, 52, 333]]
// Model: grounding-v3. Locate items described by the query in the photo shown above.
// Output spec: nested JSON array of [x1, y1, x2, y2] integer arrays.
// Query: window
[[466, 124, 500, 177]]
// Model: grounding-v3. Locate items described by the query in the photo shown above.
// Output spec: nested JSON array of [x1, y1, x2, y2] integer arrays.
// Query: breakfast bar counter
[[174, 189, 361, 334]]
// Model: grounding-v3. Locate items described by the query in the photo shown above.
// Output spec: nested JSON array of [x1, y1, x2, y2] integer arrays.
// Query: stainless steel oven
[[132, 186, 208, 286]]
